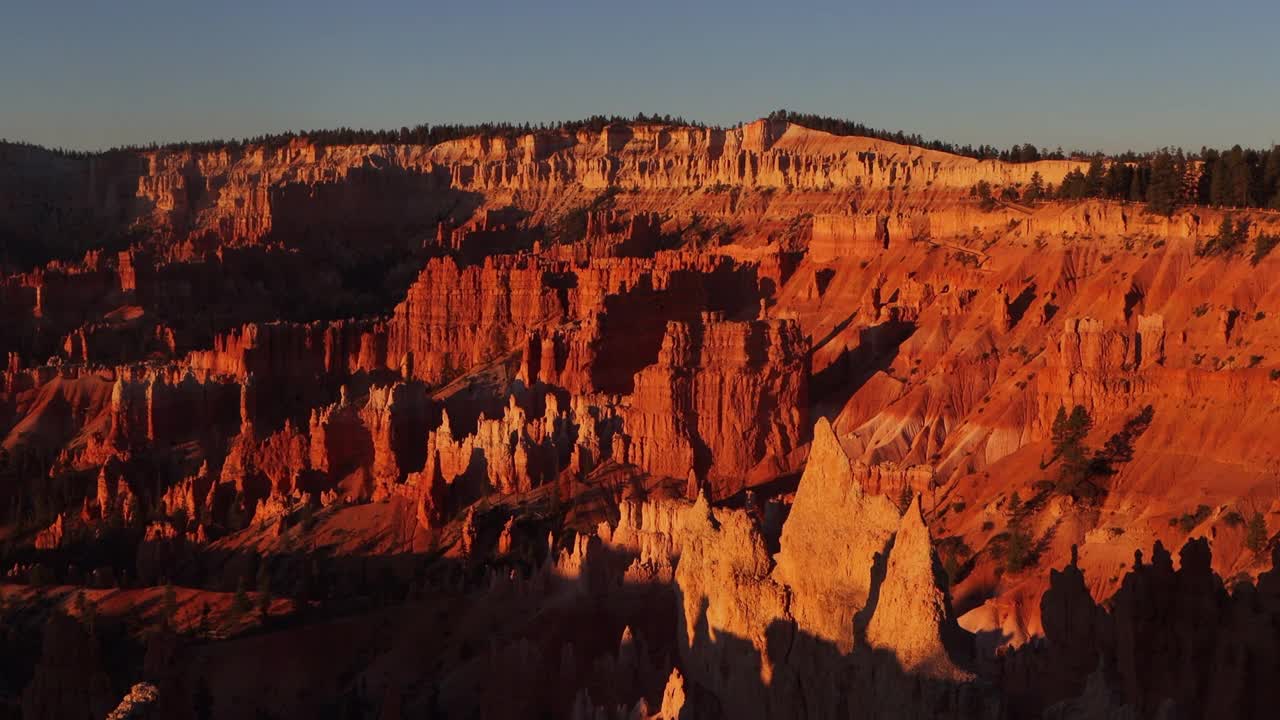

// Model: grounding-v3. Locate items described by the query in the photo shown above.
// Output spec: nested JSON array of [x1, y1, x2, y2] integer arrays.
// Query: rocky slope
[[2, 118, 1280, 718]]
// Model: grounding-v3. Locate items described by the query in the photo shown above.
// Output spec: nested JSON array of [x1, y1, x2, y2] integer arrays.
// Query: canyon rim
[[3, 105, 1280, 719]]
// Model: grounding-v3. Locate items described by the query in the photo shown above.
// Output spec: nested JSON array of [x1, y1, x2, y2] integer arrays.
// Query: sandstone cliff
[[5, 118, 1280, 719]]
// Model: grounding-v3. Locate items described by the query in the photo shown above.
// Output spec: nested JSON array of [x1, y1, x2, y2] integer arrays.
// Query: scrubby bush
[[1177, 505, 1212, 533], [1252, 234, 1280, 265], [1199, 217, 1251, 257]]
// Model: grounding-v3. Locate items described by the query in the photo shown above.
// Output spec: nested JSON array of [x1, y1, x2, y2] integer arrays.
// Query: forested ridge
[[6, 111, 1279, 213]]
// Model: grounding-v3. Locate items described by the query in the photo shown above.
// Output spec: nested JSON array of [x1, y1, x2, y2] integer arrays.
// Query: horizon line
[[2, 111, 1276, 159]]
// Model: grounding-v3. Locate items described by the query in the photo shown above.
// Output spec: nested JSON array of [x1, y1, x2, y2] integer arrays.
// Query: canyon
[[2, 118, 1280, 719]]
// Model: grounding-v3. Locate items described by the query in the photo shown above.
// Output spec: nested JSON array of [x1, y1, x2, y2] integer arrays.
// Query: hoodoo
[[4, 113, 1280, 718]]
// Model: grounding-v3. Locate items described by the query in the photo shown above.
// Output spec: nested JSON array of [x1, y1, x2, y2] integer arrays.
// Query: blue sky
[[2, 0, 1277, 152]]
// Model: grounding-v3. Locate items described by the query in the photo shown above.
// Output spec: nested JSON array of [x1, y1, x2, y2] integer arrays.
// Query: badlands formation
[[2, 118, 1280, 718]]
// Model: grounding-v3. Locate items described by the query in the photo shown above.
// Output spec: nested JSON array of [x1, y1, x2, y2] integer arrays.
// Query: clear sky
[[3, 0, 1277, 153]]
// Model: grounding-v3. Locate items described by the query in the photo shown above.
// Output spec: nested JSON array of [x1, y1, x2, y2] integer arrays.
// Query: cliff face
[[772, 419, 901, 650], [387, 256, 565, 385], [624, 315, 808, 495], [5, 119, 1280, 719], [666, 427, 988, 720], [7, 120, 1097, 258]]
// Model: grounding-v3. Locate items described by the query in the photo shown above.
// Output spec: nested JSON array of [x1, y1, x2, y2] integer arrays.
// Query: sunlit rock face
[[3, 119, 1280, 719]]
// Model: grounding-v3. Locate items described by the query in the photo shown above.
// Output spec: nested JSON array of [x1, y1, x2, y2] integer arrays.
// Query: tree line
[[768, 111, 1280, 214], [1, 113, 704, 158], [1047, 146, 1280, 215], [767, 109, 1073, 162], [8, 111, 1280, 216]]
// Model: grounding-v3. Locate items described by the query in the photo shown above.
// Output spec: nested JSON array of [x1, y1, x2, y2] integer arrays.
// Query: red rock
[[625, 315, 807, 497], [21, 613, 115, 720], [864, 495, 973, 679], [33, 513, 66, 549], [6, 119, 1280, 719], [773, 417, 900, 650], [388, 257, 565, 384]]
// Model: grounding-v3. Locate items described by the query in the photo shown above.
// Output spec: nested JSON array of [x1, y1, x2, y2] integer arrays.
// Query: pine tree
[[1025, 172, 1045, 202], [1049, 407, 1073, 454], [1049, 405, 1095, 496], [1067, 406, 1093, 441], [1058, 169, 1088, 199], [1003, 500, 1034, 573], [1084, 157, 1106, 197], [1197, 148, 1219, 204], [1264, 146, 1280, 209], [1209, 155, 1230, 206], [1007, 491, 1023, 516], [1128, 163, 1147, 201], [1103, 163, 1129, 199], [1049, 404, 1090, 453], [1253, 234, 1280, 265], [1146, 151, 1181, 215], [1224, 147, 1247, 206], [1005, 524, 1033, 573]]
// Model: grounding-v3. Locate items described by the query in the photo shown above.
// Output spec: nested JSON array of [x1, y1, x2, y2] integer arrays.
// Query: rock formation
[[864, 496, 973, 679], [774, 418, 901, 647], [4, 118, 1280, 719], [105, 682, 161, 720]]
